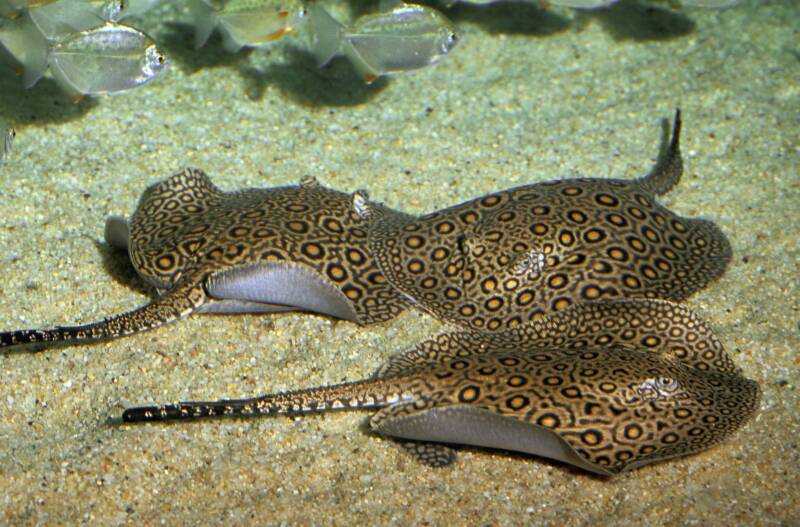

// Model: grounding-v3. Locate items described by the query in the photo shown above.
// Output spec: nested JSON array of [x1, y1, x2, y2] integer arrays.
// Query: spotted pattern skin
[[123, 300, 759, 475], [128, 169, 410, 322], [378, 299, 740, 377], [0, 170, 411, 351], [367, 111, 731, 332]]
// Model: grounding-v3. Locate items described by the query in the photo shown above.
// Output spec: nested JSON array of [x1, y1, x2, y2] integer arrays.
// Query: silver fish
[[48, 22, 168, 97], [27, 1, 147, 42], [190, 0, 307, 52], [310, 2, 459, 84], [26, 0, 109, 41]]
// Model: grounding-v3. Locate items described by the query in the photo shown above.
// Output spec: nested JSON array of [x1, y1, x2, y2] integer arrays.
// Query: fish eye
[[657, 377, 679, 391]]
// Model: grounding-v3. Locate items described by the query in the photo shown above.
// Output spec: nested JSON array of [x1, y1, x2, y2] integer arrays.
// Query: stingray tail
[[0, 280, 207, 352], [122, 377, 406, 423], [637, 108, 683, 196]]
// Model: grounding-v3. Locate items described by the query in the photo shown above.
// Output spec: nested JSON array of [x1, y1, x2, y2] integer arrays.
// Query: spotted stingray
[[123, 299, 759, 475], [364, 111, 731, 332], [0, 170, 412, 351]]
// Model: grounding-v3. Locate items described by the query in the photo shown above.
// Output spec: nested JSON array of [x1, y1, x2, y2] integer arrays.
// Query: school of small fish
[[0, 0, 168, 94], [0, 0, 742, 94]]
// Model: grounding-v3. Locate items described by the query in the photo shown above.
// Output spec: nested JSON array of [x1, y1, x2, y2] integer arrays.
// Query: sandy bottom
[[0, 0, 797, 524]]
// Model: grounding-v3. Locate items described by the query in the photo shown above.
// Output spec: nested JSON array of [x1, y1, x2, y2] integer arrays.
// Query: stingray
[[0, 171, 412, 351], [123, 299, 760, 475], [364, 110, 732, 331]]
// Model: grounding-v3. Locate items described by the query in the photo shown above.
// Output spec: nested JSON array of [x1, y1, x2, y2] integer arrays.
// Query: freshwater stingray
[[123, 299, 760, 475], [0, 170, 411, 351], [364, 110, 732, 332]]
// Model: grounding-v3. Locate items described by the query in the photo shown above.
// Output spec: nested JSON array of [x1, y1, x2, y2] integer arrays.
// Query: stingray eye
[[656, 377, 680, 393], [658, 377, 676, 388]]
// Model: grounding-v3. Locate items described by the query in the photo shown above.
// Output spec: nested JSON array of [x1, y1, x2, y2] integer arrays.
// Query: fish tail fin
[[0, 280, 207, 352], [341, 41, 380, 84], [308, 4, 343, 67], [219, 30, 243, 53], [9, 13, 49, 88], [638, 109, 683, 196], [189, 0, 217, 49], [22, 23, 49, 88], [21, 56, 46, 89]]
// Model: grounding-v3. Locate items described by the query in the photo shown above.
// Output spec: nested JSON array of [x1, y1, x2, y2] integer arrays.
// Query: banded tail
[[637, 108, 683, 196], [0, 279, 206, 352], [122, 377, 408, 423]]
